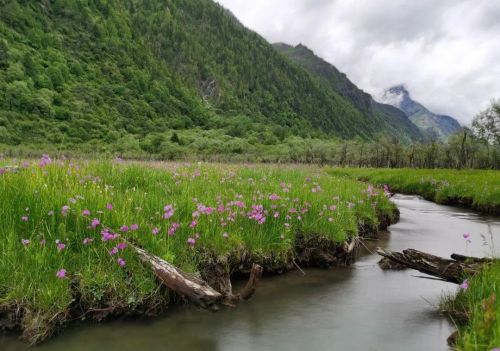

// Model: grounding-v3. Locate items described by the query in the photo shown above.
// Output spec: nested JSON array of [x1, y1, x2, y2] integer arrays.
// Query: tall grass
[[328, 168, 500, 214], [443, 262, 500, 350], [0, 158, 395, 339]]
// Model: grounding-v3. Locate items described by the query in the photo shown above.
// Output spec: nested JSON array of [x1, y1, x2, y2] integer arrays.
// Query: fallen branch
[[376, 248, 489, 284], [237, 263, 263, 301]]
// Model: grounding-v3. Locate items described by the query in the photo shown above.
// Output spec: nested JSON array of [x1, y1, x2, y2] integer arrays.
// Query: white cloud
[[216, 0, 500, 124]]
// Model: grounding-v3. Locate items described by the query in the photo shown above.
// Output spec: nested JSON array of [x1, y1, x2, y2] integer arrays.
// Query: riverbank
[[329, 167, 500, 350], [0, 158, 398, 345], [328, 168, 500, 216]]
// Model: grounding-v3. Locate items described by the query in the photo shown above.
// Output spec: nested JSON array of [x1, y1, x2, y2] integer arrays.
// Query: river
[[2, 194, 499, 350]]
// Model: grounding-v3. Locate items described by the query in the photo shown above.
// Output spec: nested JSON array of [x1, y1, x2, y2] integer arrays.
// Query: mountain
[[0, 0, 425, 153], [273, 43, 423, 143], [380, 86, 461, 140]]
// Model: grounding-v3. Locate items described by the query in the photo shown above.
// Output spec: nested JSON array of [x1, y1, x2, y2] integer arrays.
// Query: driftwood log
[[130, 245, 262, 309], [376, 248, 491, 284]]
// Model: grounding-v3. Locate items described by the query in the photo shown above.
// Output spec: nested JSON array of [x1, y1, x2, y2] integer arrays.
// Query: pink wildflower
[[163, 205, 174, 219], [269, 194, 280, 201], [106, 203, 113, 211], [116, 242, 127, 250], [117, 258, 126, 267], [56, 269, 66, 279], [90, 218, 100, 229], [82, 209, 91, 216], [61, 205, 70, 216], [57, 243, 66, 251], [130, 223, 139, 231], [120, 225, 129, 232], [21, 239, 30, 246], [83, 238, 93, 245], [39, 154, 52, 167], [190, 220, 198, 228], [187, 237, 196, 247], [109, 247, 119, 256], [459, 279, 469, 290], [21, 216, 28, 222], [152, 227, 160, 235], [168, 222, 180, 236]]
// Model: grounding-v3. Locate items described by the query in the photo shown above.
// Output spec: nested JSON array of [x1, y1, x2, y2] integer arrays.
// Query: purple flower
[[109, 247, 119, 256], [117, 258, 126, 267], [57, 243, 66, 251], [61, 205, 70, 216], [152, 227, 160, 235], [90, 218, 100, 229], [120, 225, 129, 232], [130, 223, 139, 231], [21, 239, 30, 246], [269, 194, 280, 201], [163, 205, 174, 219], [101, 229, 118, 241], [116, 242, 127, 250], [82, 209, 91, 216], [168, 222, 180, 236], [189, 220, 198, 228], [21, 216, 28, 222], [459, 279, 469, 290], [83, 238, 93, 245], [106, 203, 113, 211], [39, 154, 52, 168], [56, 269, 66, 279], [222, 232, 229, 238], [187, 237, 196, 247]]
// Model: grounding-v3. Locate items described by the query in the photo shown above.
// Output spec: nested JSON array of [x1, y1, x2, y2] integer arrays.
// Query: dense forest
[[0, 0, 425, 154], [0, 0, 498, 169]]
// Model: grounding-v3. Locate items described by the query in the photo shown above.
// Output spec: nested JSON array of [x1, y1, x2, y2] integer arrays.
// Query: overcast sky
[[216, 0, 500, 124]]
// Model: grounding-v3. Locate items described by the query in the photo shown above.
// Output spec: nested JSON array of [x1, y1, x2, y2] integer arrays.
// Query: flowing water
[[2, 195, 500, 351]]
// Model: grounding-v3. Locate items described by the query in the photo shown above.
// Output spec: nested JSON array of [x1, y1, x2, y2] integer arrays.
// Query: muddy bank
[[0, 207, 399, 346]]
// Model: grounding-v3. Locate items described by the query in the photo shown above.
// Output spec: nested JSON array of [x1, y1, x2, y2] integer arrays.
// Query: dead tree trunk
[[131, 245, 223, 309], [376, 248, 490, 284], [131, 245, 263, 309]]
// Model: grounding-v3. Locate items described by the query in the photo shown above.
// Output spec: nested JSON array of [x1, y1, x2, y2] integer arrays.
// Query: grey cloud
[[216, 0, 500, 124]]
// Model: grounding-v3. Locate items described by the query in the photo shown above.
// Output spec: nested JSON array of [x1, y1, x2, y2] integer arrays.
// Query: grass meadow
[[328, 168, 500, 214], [0, 157, 395, 343]]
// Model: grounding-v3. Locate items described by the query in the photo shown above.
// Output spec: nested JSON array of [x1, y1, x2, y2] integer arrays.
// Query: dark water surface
[[2, 195, 500, 351]]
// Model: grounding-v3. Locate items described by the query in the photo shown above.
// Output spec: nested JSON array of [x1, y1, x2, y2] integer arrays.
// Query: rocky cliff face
[[380, 85, 461, 140]]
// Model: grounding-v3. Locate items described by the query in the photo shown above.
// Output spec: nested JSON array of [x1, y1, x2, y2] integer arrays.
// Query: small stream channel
[[2, 194, 500, 351]]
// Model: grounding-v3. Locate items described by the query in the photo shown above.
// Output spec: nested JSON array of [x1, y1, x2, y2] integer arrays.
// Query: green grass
[[0, 158, 395, 342], [443, 262, 500, 350], [328, 168, 500, 214]]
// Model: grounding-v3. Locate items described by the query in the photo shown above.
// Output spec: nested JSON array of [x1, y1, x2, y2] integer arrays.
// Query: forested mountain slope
[[274, 43, 423, 143], [0, 0, 421, 153]]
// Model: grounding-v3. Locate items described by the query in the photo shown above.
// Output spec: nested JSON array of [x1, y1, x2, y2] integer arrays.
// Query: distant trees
[[472, 99, 500, 146]]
